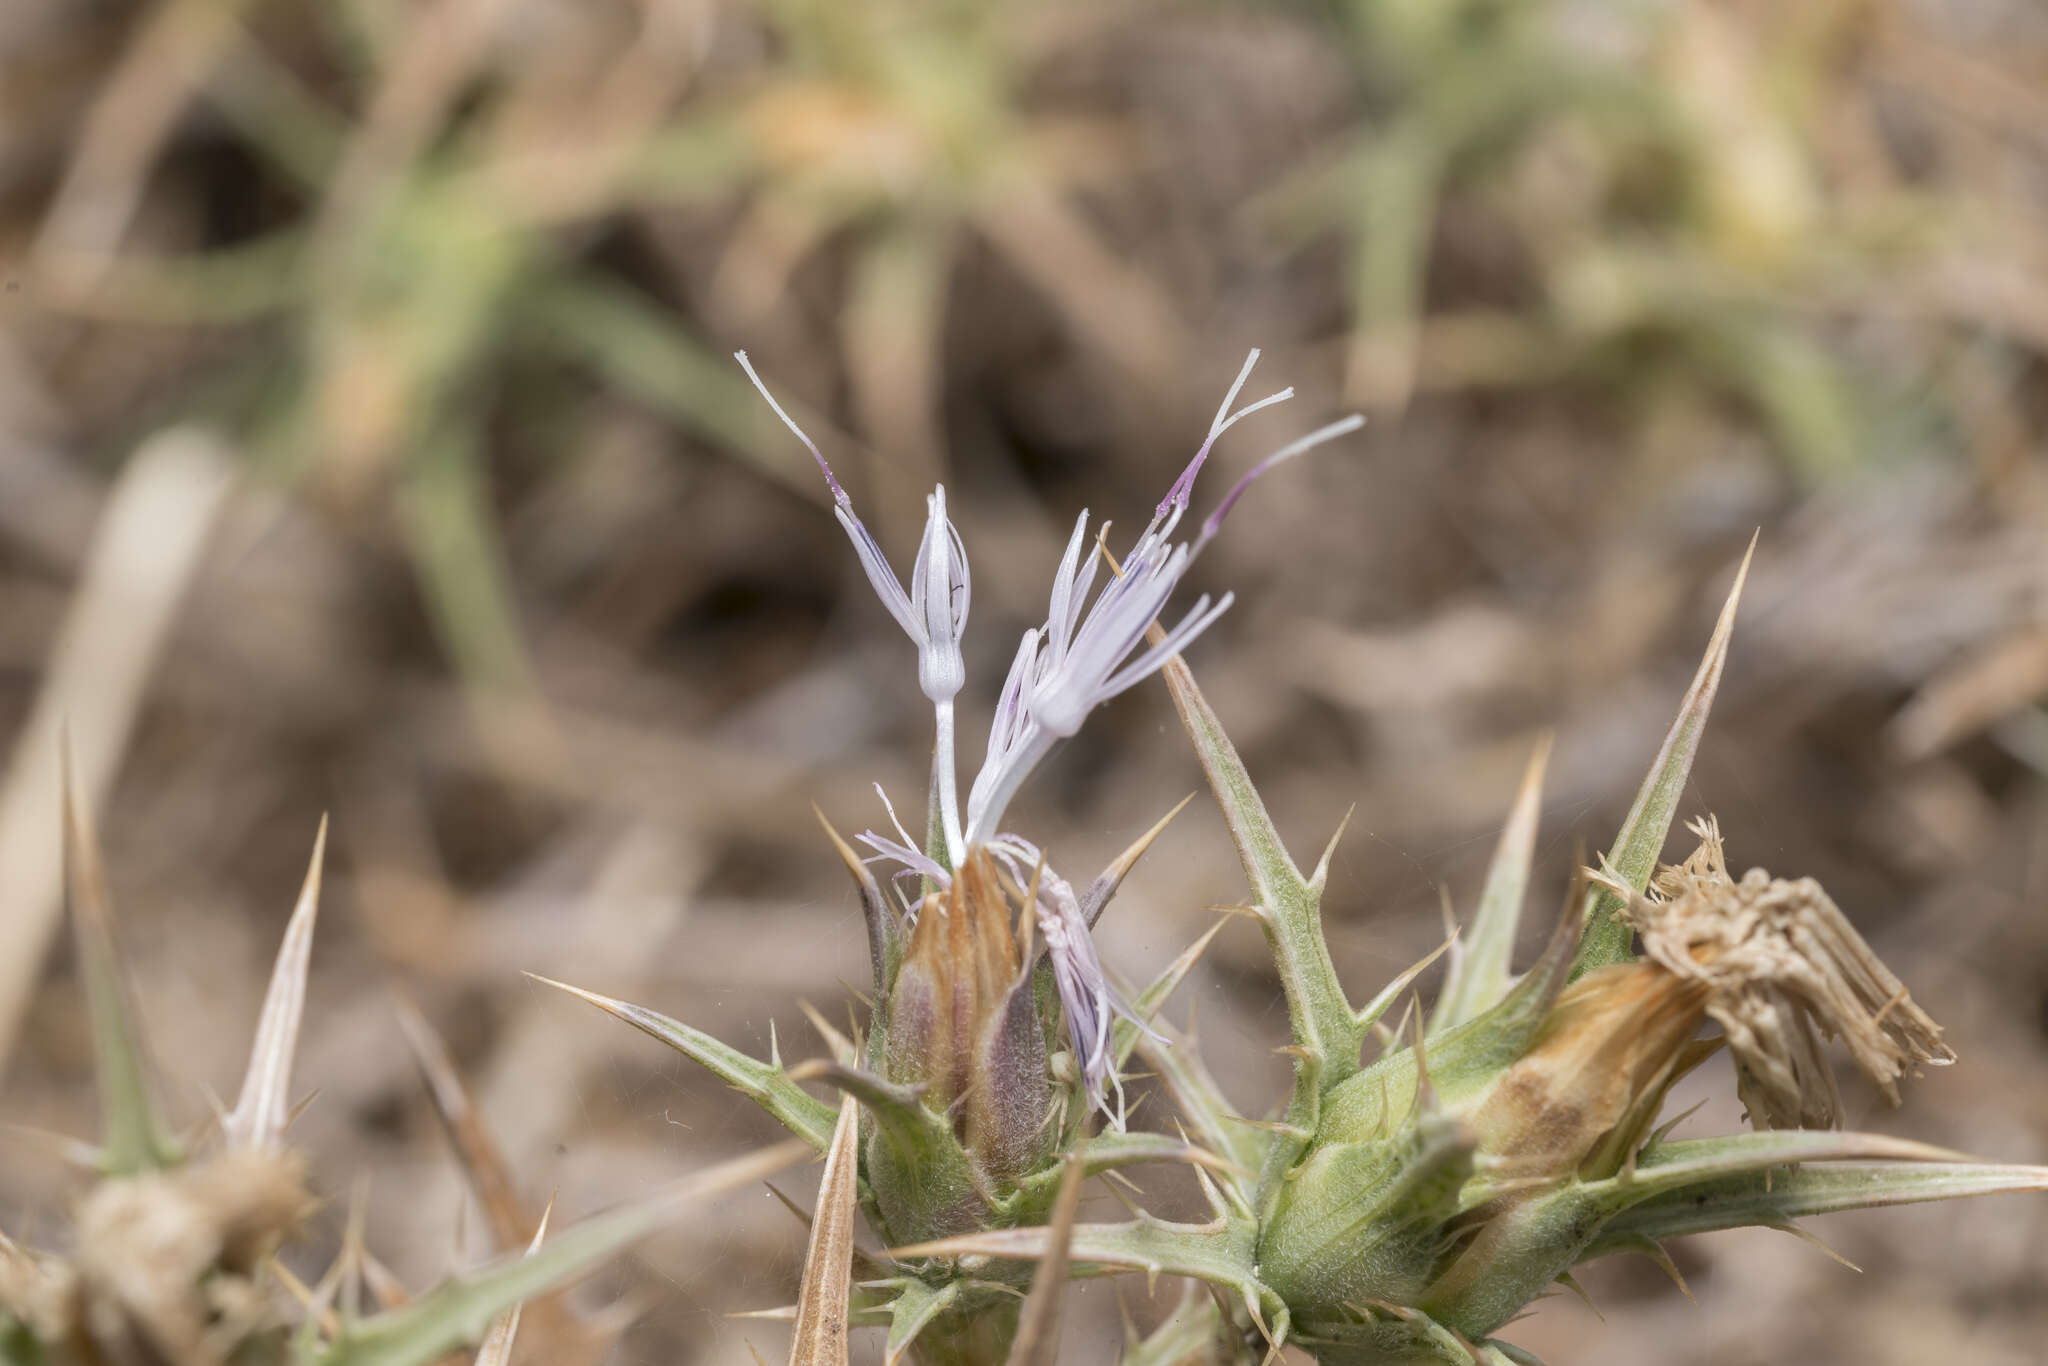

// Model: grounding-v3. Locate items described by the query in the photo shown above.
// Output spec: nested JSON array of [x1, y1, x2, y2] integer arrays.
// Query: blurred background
[[2, 0, 2046, 1360]]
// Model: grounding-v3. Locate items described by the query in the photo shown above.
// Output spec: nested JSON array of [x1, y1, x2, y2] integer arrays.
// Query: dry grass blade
[[787, 1098, 861, 1366], [394, 994, 612, 1366], [0, 428, 234, 1072], [473, 1199, 552, 1366], [392, 991, 533, 1250], [1005, 1148, 1086, 1366], [224, 817, 328, 1150], [32, 0, 250, 294], [778, 1097, 851, 1366]]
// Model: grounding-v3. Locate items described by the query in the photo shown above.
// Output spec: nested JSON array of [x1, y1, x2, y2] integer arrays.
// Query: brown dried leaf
[[788, 1098, 861, 1366], [1005, 1148, 1085, 1366]]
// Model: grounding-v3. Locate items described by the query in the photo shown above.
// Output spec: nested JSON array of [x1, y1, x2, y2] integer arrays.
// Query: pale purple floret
[[737, 350, 971, 865], [1195, 413, 1364, 556], [735, 354, 968, 703], [738, 346, 1359, 1117], [1157, 347, 1296, 519], [963, 349, 1360, 846], [985, 835, 1151, 1125], [857, 782, 950, 917]]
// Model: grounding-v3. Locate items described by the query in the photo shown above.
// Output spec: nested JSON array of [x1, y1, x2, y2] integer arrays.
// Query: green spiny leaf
[[471, 1201, 550, 1366], [62, 757, 180, 1176], [1012, 1130, 1238, 1199], [790, 1058, 980, 1247], [1293, 1301, 1517, 1366], [1162, 659, 1362, 1087], [1571, 538, 1752, 978], [1430, 887, 1581, 1082], [1588, 1158, 2048, 1252], [1162, 655, 1362, 1217], [893, 1210, 1266, 1311], [1613, 1128, 1970, 1191], [881, 1280, 961, 1366], [1257, 1109, 1475, 1314], [1321, 892, 1581, 1150], [1418, 1129, 1975, 1334], [1432, 735, 1549, 1031], [786, 1059, 934, 1165], [528, 974, 837, 1152]]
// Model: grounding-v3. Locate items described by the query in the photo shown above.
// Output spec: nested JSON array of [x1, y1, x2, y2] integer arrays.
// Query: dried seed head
[[1623, 817, 1954, 1129]]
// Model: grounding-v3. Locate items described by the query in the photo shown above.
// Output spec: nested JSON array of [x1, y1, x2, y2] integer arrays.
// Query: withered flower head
[[1622, 817, 1955, 1129], [1264, 813, 1978, 1345]]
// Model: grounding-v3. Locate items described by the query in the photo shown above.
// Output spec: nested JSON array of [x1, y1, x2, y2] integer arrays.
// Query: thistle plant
[[538, 349, 1362, 1356], [901, 559, 2048, 1365], [10, 352, 2045, 1366], [0, 762, 806, 1366], [533, 356, 2048, 1365]]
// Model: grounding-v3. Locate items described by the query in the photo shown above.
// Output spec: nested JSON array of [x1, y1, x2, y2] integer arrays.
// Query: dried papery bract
[[1624, 817, 1954, 1129], [225, 819, 328, 1153]]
